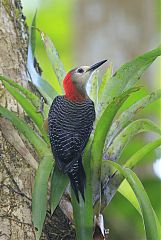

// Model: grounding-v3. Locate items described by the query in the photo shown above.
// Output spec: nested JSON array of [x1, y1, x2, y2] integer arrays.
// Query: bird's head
[[63, 60, 107, 102]]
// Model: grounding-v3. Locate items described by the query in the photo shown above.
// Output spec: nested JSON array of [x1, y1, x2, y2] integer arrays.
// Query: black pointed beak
[[87, 59, 107, 72]]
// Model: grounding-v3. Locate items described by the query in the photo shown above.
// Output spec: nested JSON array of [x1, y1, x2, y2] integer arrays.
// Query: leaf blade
[[27, 13, 57, 104], [105, 89, 161, 150], [106, 161, 159, 240], [118, 179, 141, 213], [40, 32, 66, 94], [0, 75, 40, 108], [1, 80, 48, 139], [50, 166, 69, 214], [101, 138, 161, 211], [125, 138, 161, 168], [98, 63, 112, 100], [97, 45, 161, 117], [118, 179, 161, 240], [0, 75, 49, 118], [32, 155, 53, 240], [87, 70, 99, 106], [105, 119, 161, 162], [91, 87, 139, 206], [0, 106, 49, 158]]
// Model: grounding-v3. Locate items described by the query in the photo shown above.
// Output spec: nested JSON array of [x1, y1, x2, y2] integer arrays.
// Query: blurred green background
[[22, 0, 161, 239]]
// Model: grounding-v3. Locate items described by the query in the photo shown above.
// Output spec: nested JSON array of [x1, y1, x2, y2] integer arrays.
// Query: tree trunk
[[0, 1, 74, 239]]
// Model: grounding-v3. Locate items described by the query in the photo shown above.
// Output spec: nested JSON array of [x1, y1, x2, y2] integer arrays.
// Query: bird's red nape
[[63, 71, 86, 102]]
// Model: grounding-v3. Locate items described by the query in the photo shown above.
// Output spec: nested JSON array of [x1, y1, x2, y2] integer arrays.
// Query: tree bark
[[0, 1, 75, 239]]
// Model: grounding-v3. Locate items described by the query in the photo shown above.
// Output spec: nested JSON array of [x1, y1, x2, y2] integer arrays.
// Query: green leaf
[[32, 155, 53, 240], [125, 138, 161, 168], [50, 166, 69, 214], [40, 32, 66, 94], [91, 87, 139, 207], [87, 70, 99, 106], [101, 138, 161, 210], [1, 80, 48, 141], [98, 63, 112, 100], [106, 119, 161, 162], [27, 13, 56, 105], [0, 75, 42, 108], [71, 141, 93, 240], [118, 180, 161, 239], [72, 190, 93, 240], [105, 89, 161, 150], [0, 106, 49, 158], [0, 75, 49, 118], [106, 161, 158, 240], [118, 179, 141, 213], [0, 75, 39, 107], [97, 45, 161, 117]]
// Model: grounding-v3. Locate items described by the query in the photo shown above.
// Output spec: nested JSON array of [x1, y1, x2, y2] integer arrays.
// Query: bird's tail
[[65, 156, 86, 203]]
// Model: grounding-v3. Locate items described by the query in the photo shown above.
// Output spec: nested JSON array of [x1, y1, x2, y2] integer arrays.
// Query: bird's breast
[[48, 96, 95, 132]]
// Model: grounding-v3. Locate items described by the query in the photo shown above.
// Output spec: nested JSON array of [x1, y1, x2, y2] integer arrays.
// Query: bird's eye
[[77, 68, 84, 73]]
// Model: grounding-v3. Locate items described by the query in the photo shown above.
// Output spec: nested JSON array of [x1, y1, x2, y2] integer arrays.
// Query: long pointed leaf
[[71, 189, 93, 240], [0, 75, 49, 118], [0, 75, 40, 108], [1, 80, 48, 141], [50, 166, 69, 214], [106, 161, 158, 240], [32, 155, 53, 240], [105, 89, 161, 150], [98, 63, 112, 100], [118, 180, 161, 239], [40, 32, 65, 94], [97, 45, 161, 118], [106, 119, 161, 162], [125, 138, 161, 168], [118, 179, 141, 213], [87, 70, 99, 106], [27, 13, 56, 104], [91, 87, 139, 207], [101, 138, 161, 210], [0, 106, 49, 158]]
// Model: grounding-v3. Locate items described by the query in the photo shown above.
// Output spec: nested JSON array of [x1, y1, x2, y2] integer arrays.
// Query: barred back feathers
[[48, 96, 95, 202]]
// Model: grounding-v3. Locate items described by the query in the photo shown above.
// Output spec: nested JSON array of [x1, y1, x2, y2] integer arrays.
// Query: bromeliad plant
[[0, 14, 161, 240]]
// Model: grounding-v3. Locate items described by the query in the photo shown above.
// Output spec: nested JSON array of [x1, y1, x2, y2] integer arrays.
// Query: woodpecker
[[48, 60, 107, 202]]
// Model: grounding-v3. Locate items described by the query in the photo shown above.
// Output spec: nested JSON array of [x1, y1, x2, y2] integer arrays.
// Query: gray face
[[71, 60, 107, 96], [71, 66, 92, 95]]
